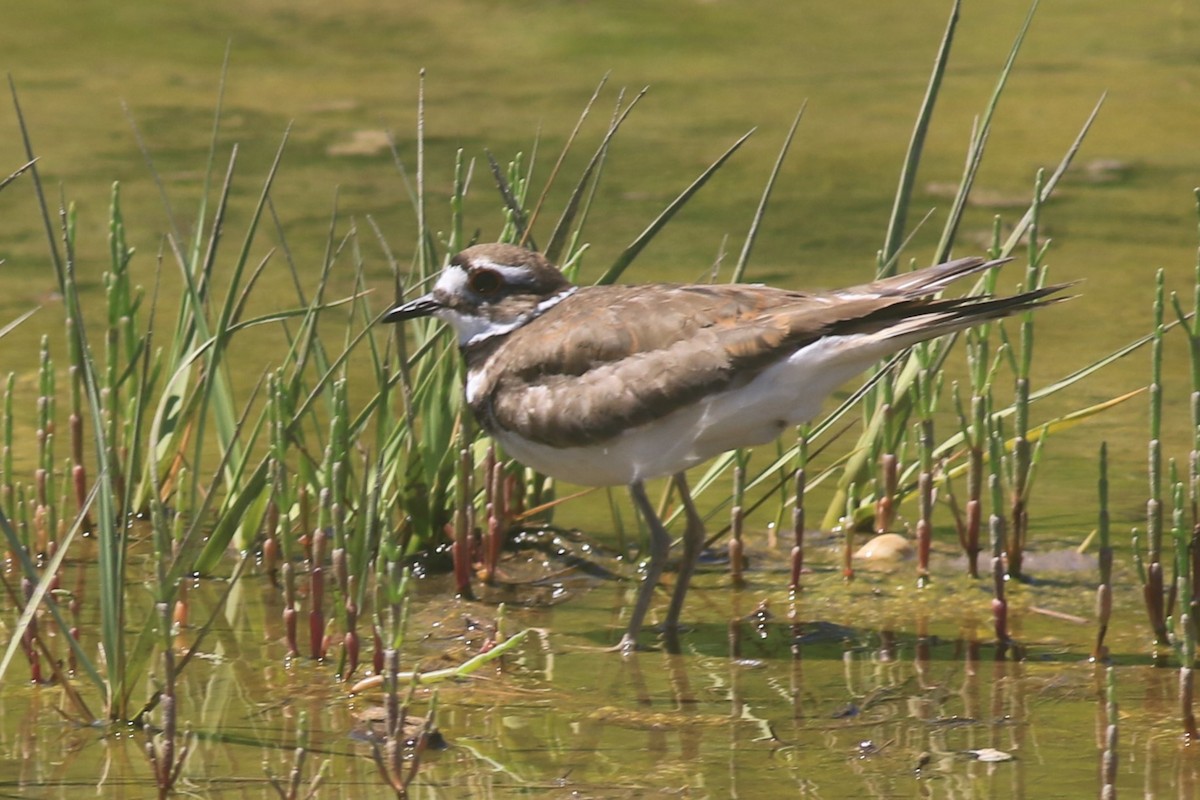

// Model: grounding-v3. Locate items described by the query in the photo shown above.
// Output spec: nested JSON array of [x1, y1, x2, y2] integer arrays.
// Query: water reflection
[[3, 555, 1200, 798]]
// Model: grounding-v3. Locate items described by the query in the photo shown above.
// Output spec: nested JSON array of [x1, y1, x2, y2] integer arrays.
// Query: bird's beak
[[383, 293, 442, 322]]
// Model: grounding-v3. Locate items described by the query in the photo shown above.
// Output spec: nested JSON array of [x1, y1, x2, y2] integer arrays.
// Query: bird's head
[[383, 243, 576, 346]]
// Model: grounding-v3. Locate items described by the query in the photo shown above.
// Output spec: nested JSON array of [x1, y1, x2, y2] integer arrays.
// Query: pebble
[[853, 533, 914, 561]]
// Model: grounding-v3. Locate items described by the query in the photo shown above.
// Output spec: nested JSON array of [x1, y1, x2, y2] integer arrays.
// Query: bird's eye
[[468, 268, 503, 296]]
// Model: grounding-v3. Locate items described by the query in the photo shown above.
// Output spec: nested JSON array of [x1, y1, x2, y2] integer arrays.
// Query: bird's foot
[[563, 625, 684, 655], [559, 633, 657, 654]]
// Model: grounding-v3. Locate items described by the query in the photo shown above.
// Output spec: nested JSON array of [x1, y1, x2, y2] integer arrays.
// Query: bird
[[384, 242, 1066, 651]]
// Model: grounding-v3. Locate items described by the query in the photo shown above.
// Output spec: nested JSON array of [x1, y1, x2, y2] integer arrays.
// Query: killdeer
[[385, 242, 1065, 650]]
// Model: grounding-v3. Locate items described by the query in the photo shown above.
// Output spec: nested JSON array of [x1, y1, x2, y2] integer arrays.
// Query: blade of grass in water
[[196, 128, 291, 501], [598, 128, 755, 285], [931, 0, 1039, 265], [732, 105, 805, 284], [545, 86, 648, 264], [879, 0, 960, 275]]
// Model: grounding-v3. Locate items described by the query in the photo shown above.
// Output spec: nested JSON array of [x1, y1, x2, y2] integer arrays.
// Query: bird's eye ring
[[468, 268, 503, 296]]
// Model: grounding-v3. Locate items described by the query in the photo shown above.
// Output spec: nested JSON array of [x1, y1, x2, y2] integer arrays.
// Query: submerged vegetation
[[2, 1, 1200, 796]]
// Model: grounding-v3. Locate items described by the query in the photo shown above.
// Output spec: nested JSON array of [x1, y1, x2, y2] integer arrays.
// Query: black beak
[[383, 293, 442, 322]]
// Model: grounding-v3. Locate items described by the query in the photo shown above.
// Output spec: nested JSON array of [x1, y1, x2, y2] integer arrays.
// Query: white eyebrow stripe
[[473, 259, 541, 284], [434, 265, 469, 295], [434, 261, 538, 298]]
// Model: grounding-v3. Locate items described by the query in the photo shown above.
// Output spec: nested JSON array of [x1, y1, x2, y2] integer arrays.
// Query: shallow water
[[4, 1, 1200, 797], [1, 535, 1195, 798]]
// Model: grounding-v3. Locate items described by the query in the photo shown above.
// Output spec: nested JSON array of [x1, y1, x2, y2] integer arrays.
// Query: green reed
[[1094, 442, 1112, 662], [1170, 472, 1198, 739], [873, 403, 899, 538], [1004, 169, 1048, 580], [1101, 666, 1117, 800], [1134, 270, 1171, 651], [35, 335, 53, 556], [913, 343, 939, 587], [2, 373, 13, 521], [949, 371, 989, 578], [987, 411, 1010, 652], [789, 427, 809, 594], [1174, 189, 1200, 654], [951, 220, 1004, 577], [1156, 197, 1200, 735]]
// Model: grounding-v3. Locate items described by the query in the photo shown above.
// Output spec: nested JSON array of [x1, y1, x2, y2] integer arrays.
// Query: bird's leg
[[665, 471, 704, 633], [620, 479, 672, 652]]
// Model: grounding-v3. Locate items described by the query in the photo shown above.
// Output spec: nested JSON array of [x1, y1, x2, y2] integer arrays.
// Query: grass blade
[[598, 128, 755, 285], [732, 104, 805, 284], [880, 0, 960, 273]]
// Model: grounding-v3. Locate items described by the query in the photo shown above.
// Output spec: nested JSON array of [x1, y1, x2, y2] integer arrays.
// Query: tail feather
[[869, 282, 1073, 346], [860, 256, 1013, 297]]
